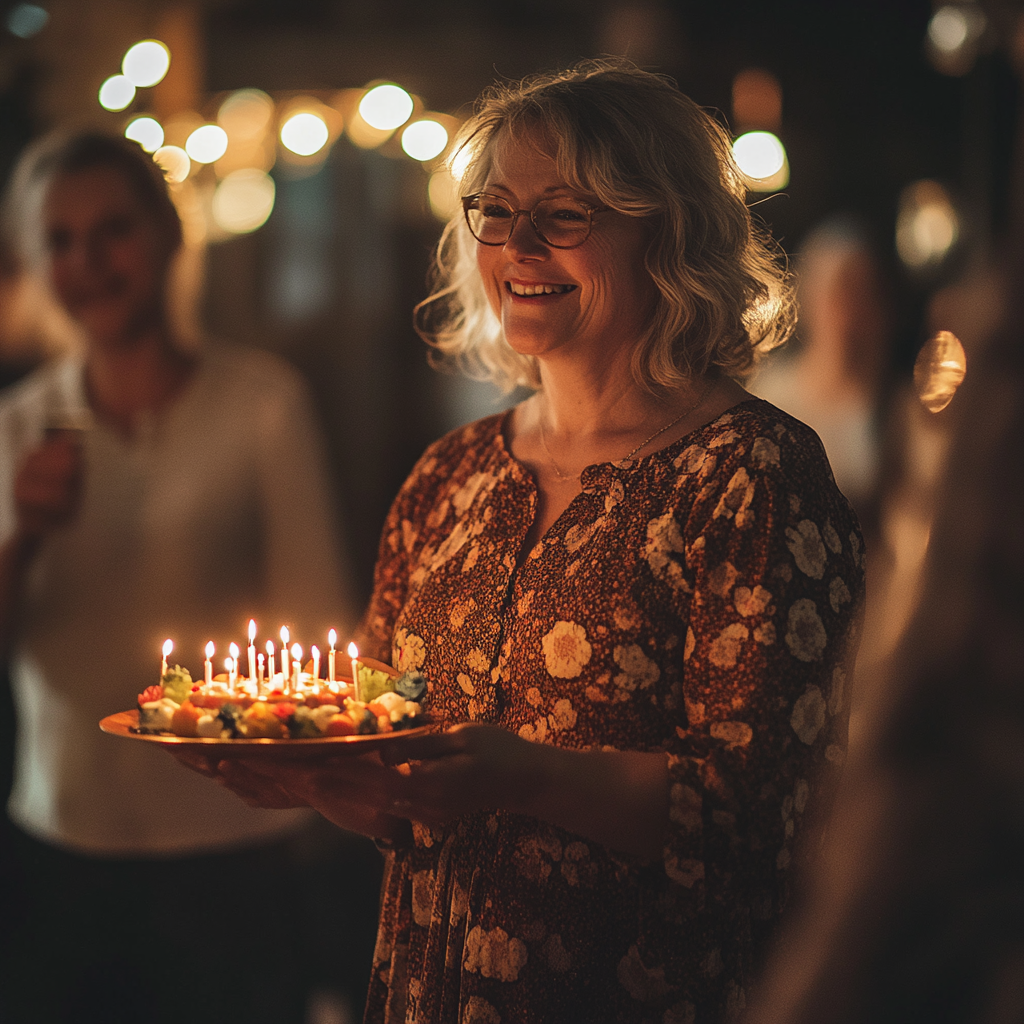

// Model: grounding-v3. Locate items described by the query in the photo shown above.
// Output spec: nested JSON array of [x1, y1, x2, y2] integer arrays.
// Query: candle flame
[[266, 640, 274, 655], [328, 628, 337, 648], [229, 642, 240, 659], [224, 658, 233, 672], [291, 643, 302, 660], [280, 625, 290, 644], [248, 619, 257, 642], [162, 638, 173, 657], [311, 645, 319, 658], [205, 641, 215, 659], [347, 641, 359, 658]]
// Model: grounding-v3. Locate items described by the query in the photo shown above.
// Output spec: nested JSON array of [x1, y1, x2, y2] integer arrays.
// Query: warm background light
[[218, 89, 274, 138], [124, 116, 164, 153], [121, 40, 171, 88], [280, 112, 329, 156], [98, 75, 135, 112], [896, 180, 959, 269], [401, 119, 449, 161], [428, 168, 459, 221], [185, 124, 228, 163], [212, 168, 276, 233], [358, 84, 413, 131], [914, 330, 967, 413], [152, 145, 190, 184], [732, 131, 786, 179]]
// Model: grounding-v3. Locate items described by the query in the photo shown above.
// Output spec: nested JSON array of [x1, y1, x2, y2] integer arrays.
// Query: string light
[[98, 75, 135, 112], [401, 119, 449, 161], [122, 40, 170, 88], [358, 84, 413, 131], [185, 124, 229, 164], [124, 117, 164, 153], [280, 112, 329, 156]]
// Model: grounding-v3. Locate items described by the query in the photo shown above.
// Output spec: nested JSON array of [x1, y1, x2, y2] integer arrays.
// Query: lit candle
[[205, 641, 215, 686], [328, 629, 337, 684], [347, 641, 360, 702], [160, 638, 173, 682], [280, 627, 290, 683], [257, 652, 265, 687], [229, 642, 239, 687], [247, 619, 258, 685], [311, 645, 320, 689], [266, 640, 276, 687], [291, 643, 302, 693]]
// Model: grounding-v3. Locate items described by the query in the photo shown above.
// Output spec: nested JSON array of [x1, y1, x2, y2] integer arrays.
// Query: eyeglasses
[[462, 192, 606, 249]]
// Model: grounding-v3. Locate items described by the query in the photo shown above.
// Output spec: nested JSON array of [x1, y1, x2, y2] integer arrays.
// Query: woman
[[0, 133, 356, 1022], [210, 62, 865, 1023]]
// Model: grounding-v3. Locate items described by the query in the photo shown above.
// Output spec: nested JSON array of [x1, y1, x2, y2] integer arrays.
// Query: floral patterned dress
[[358, 399, 864, 1024]]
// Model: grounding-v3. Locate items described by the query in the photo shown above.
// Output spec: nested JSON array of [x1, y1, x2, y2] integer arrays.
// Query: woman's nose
[[504, 212, 549, 259]]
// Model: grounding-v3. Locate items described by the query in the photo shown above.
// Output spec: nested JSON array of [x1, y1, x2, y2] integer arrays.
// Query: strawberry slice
[[138, 685, 163, 706]]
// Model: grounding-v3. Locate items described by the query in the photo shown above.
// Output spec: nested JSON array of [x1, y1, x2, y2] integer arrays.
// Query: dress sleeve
[[663, 430, 863, 927]]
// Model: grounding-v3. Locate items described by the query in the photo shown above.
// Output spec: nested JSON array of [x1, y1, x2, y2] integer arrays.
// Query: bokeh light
[[732, 131, 786, 179], [121, 40, 170, 88], [896, 180, 959, 269], [401, 119, 449, 162], [358, 84, 414, 131], [218, 89, 275, 138], [185, 124, 229, 164], [280, 112, 329, 156], [153, 145, 190, 184], [124, 117, 164, 153], [98, 75, 136, 112], [929, 6, 970, 52], [914, 330, 967, 413], [7, 3, 49, 38], [428, 168, 459, 221], [212, 169, 276, 233]]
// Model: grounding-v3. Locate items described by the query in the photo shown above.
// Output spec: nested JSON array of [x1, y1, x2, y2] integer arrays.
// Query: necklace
[[539, 378, 714, 481]]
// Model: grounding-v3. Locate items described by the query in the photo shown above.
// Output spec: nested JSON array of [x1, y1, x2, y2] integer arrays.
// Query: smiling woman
[[191, 60, 865, 1024]]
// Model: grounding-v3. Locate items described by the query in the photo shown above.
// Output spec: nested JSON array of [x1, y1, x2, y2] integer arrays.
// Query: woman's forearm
[[522, 743, 670, 862]]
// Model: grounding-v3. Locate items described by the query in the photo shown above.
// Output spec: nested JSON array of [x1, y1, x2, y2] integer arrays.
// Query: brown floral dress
[[357, 399, 864, 1024]]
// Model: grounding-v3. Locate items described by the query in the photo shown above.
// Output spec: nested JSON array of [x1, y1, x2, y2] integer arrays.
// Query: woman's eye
[[550, 206, 587, 222], [481, 203, 512, 219]]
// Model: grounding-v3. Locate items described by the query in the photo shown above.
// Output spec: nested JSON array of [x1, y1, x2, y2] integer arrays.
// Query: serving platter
[[100, 710, 433, 757]]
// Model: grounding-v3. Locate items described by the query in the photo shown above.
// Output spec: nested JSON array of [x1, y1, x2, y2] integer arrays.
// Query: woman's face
[[475, 129, 655, 368], [41, 165, 175, 347]]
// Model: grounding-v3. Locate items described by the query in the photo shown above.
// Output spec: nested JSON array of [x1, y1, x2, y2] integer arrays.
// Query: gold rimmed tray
[[100, 710, 432, 757]]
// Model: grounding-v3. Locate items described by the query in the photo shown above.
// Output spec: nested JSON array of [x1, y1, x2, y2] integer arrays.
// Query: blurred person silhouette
[[745, 100, 1024, 1024], [751, 217, 890, 534], [0, 132, 365, 1024]]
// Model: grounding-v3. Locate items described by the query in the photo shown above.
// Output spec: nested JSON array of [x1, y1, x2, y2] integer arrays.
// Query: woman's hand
[[379, 723, 549, 827], [14, 432, 84, 541], [167, 746, 413, 844]]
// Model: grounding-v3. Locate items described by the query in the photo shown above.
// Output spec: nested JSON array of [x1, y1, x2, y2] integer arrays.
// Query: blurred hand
[[14, 431, 84, 541]]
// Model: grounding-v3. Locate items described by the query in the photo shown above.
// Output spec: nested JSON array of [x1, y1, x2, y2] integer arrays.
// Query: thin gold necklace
[[539, 379, 714, 482]]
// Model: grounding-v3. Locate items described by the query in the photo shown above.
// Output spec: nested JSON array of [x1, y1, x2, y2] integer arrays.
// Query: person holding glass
[[0, 132, 356, 1023], [194, 61, 865, 1023]]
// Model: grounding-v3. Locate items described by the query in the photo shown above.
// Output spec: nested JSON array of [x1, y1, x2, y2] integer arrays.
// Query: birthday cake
[[136, 662, 426, 740]]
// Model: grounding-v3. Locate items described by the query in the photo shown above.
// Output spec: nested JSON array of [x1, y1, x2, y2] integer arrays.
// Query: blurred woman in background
[[0, 133, 359, 1023]]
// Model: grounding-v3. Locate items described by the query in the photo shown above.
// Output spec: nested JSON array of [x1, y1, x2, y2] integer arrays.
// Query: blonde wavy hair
[[415, 59, 796, 392]]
